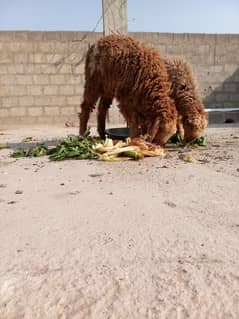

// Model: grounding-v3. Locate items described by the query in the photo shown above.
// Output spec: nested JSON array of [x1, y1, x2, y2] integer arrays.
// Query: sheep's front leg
[[146, 118, 161, 143], [129, 112, 141, 138], [177, 114, 184, 141], [79, 89, 100, 136]]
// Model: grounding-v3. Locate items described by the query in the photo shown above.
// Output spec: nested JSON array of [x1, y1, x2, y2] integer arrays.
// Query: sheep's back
[[95, 35, 170, 98]]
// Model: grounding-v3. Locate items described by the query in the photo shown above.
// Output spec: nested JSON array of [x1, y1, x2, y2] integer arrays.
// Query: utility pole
[[102, 0, 128, 124], [102, 0, 128, 35]]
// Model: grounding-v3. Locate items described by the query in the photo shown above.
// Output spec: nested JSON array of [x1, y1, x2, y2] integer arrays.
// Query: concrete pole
[[102, 0, 128, 124], [102, 0, 128, 35]]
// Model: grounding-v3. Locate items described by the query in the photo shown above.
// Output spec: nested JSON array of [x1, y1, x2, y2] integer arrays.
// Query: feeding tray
[[105, 127, 130, 140]]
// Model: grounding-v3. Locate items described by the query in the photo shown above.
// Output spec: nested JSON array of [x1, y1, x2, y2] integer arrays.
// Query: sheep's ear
[[147, 118, 160, 142]]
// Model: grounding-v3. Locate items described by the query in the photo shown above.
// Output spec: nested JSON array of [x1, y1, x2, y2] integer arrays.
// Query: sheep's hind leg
[[97, 97, 113, 139], [79, 91, 99, 136]]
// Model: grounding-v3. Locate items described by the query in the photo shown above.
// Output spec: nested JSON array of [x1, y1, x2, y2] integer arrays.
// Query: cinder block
[[27, 85, 42, 96], [233, 74, 239, 82], [44, 106, 60, 116], [6, 85, 26, 96], [58, 64, 72, 74], [60, 106, 75, 115], [155, 45, 166, 53], [49, 96, 66, 105], [19, 96, 34, 106], [45, 53, 64, 64], [230, 94, 239, 102], [0, 108, 9, 117], [59, 85, 74, 95], [0, 65, 8, 74], [15, 75, 32, 85], [209, 65, 223, 73], [10, 107, 26, 117], [28, 53, 45, 63], [8, 42, 22, 52], [33, 75, 49, 85], [223, 102, 237, 107], [67, 96, 81, 105], [39, 64, 56, 74], [14, 53, 28, 63], [1, 97, 19, 107], [7, 64, 25, 74], [50, 75, 65, 84], [34, 96, 51, 106], [54, 42, 68, 52], [74, 85, 83, 95], [215, 93, 230, 102], [74, 63, 85, 74], [37, 42, 56, 52], [224, 64, 238, 74], [43, 86, 58, 95], [24, 64, 35, 74], [1, 75, 16, 85], [0, 52, 14, 63], [28, 107, 43, 116], [43, 32, 62, 41], [64, 74, 81, 84], [224, 83, 237, 93]]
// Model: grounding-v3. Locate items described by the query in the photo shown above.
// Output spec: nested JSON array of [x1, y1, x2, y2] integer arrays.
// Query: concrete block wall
[[0, 31, 102, 126], [133, 33, 239, 108], [0, 31, 239, 126]]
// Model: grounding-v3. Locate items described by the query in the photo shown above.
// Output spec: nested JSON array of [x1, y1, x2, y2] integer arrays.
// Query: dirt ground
[[0, 125, 239, 319]]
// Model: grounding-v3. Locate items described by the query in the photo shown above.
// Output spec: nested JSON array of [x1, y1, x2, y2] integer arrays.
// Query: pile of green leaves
[[11, 144, 49, 158], [11, 135, 101, 161], [167, 134, 206, 147], [0, 143, 9, 150], [48, 135, 99, 161]]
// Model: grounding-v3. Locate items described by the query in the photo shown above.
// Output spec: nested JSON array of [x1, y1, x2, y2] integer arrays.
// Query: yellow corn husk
[[122, 149, 144, 159], [94, 144, 110, 153], [104, 138, 114, 148], [141, 148, 165, 157], [114, 140, 127, 148], [181, 154, 197, 163], [141, 150, 158, 157], [99, 154, 133, 161], [99, 145, 142, 161], [0, 143, 8, 150], [102, 157, 133, 162], [104, 146, 141, 156], [154, 147, 165, 156]]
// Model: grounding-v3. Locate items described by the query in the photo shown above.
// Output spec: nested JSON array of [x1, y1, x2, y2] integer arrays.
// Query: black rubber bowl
[[105, 127, 130, 140]]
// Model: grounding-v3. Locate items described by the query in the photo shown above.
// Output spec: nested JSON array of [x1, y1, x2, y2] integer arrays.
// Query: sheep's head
[[147, 119, 177, 146], [183, 109, 208, 143]]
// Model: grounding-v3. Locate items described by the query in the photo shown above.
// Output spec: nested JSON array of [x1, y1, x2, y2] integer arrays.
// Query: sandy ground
[[0, 125, 239, 319]]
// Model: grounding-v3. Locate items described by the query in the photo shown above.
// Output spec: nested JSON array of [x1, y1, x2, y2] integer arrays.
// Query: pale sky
[[0, 0, 238, 33]]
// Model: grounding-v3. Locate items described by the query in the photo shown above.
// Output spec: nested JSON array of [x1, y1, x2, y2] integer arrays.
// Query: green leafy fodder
[[11, 145, 49, 158], [11, 134, 101, 161], [167, 134, 206, 147], [48, 135, 100, 161], [0, 143, 9, 150]]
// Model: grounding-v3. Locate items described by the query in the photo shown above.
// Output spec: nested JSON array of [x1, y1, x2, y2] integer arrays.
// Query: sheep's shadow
[[5, 139, 61, 150]]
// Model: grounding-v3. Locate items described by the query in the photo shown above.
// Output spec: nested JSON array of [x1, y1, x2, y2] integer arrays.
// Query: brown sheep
[[164, 57, 208, 142], [79, 34, 177, 145]]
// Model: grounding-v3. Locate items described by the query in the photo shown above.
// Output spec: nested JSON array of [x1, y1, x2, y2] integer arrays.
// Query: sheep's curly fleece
[[79, 34, 177, 145], [165, 57, 208, 142]]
